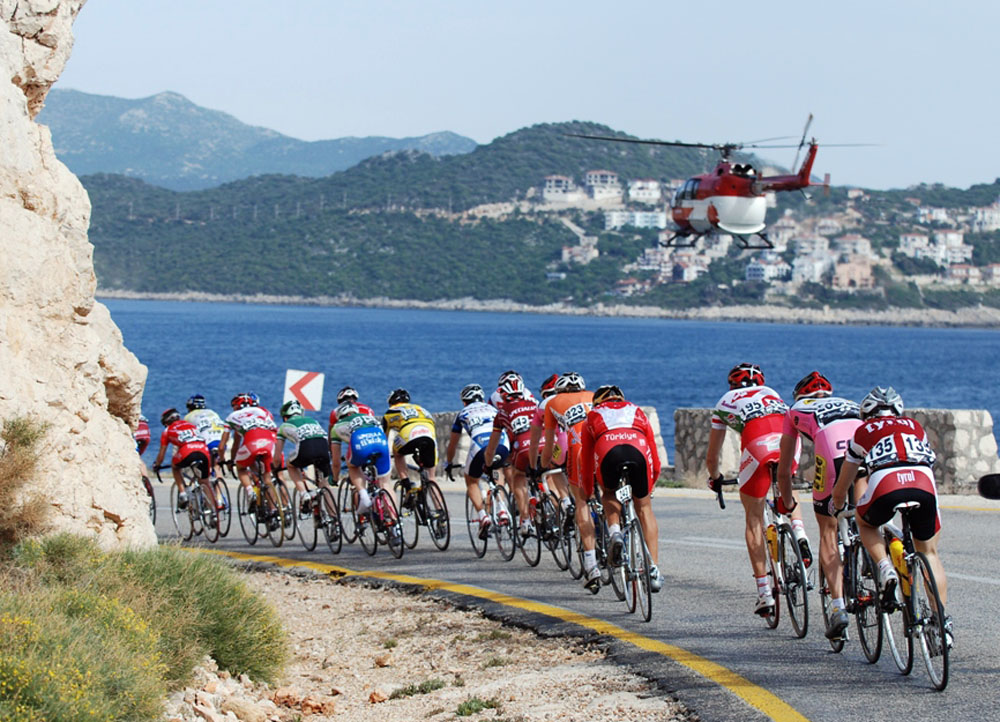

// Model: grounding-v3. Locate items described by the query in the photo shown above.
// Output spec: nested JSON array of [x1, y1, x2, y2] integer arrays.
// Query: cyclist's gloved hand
[[827, 497, 848, 518], [527, 465, 541, 482], [707, 474, 724, 493], [776, 495, 797, 516], [445, 462, 457, 481]]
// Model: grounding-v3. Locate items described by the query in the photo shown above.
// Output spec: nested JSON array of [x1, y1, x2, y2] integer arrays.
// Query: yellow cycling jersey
[[382, 403, 435, 436]]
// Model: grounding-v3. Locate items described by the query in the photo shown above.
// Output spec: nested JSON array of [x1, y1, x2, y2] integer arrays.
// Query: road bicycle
[[523, 470, 567, 569], [353, 455, 404, 559], [292, 465, 342, 554], [567, 491, 614, 588], [464, 457, 515, 561], [818, 507, 881, 660], [715, 466, 810, 637], [158, 464, 220, 543], [272, 473, 296, 543], [236, 454, 286, 547], [880, 501, 950, 691], [396, 462, 450, 551], [609, 462, 653, 621]]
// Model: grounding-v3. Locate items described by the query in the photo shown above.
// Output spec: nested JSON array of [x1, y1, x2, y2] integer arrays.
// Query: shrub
[[0, 417, 50, 547]]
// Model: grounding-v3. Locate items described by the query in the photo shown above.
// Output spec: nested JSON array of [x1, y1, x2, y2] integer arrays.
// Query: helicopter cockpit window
[[677, 179, 699, 201]]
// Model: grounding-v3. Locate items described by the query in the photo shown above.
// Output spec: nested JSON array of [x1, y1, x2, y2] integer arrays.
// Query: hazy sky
[[56, 1, 999, 190]]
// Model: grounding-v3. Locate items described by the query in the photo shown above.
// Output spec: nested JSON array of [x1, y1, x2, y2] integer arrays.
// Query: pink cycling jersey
[[782, 396, 862, 500]]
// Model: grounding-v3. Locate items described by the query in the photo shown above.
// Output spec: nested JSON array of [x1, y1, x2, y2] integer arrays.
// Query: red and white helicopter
[[570, 115, 861, 249]]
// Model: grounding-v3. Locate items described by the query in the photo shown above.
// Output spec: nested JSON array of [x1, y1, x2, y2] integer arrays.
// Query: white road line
[[949, 572, 1000, 586], [661, 536, 745, 550]]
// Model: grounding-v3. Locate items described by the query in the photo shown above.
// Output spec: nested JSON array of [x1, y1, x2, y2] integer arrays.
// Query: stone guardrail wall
[[673, 407, 1000, 494], [427, 407, 669, 479]]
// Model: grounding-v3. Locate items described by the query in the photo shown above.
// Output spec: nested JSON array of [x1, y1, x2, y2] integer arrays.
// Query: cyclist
[[777, 371, 863, 639], [581, 385, 664, 592], [135, 413, 151, 480], [329, 386, 375, 427], [828, 386, 951, 645], [541, 372, 599, 591], [330, 400, 391, 515], [184, 394, 226, 465], [529, 373, 573, 524], [444, 383, 509, 539], [274, 400, 335, 512], [152, 408, 218, 510], [488, 370, 535, 408], [219, 393, 278, 499], [382, 389, 438, 490], [484, 375, 538, 538], [706, 363, 811, 617]]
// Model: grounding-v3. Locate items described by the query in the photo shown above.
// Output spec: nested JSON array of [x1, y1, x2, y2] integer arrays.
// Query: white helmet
[[554, 372, 585, 392], [860, 386, 903, 419]]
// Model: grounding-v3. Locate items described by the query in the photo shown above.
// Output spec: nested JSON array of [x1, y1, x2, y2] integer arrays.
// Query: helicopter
[[568, 115, 860, 249]]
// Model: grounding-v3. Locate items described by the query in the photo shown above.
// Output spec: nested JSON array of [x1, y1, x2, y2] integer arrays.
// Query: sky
[[55, 0, 1000, 191]]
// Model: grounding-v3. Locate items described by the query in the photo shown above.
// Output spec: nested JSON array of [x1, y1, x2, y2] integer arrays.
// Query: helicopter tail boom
[[756, 142, 818, 193]]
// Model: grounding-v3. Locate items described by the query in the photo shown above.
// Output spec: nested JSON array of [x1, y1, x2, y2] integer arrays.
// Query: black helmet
[[186, 394, 206, 411], [592, 384, 625, 405], [387, 388, 410, 406], [161, 408, 181, 426], [337, 386, 359, 404]]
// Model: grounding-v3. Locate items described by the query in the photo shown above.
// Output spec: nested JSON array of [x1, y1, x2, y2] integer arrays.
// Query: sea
[[104, 299, 1000, 457]]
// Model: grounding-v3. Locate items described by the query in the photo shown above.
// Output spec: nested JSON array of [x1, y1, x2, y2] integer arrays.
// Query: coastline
[[96, 289, 1000, 328]]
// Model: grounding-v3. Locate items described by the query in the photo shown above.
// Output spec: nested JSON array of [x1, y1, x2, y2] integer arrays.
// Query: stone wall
[[672, 408, 1000, 494], [0, 1, 154, 547]]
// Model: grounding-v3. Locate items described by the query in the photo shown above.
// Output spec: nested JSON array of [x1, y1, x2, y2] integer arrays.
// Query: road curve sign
[[284, 369, 324, 411]]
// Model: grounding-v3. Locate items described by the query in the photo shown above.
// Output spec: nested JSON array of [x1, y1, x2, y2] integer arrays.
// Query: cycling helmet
[[592, 384, 625, 405], [336, 401, 359, 419], [727, 363, 764, 389], [860, 386, 904, 419], [554, 372, 586, 392], [540, 373, 559, 398], [793, 371, 833, 400], [248, 392, 260, 407], [387, 388, 410, 406], [280, 399, 304, 420], [498, 376, 525, 400], [160, 408, 181, 426], [139, 414, 148, 423], [231, 393, 253, 410], [186, 394, 206, 411], [460, 383, 485, 403], [497, 369, 520, 386], [337, 386, 359, 404]]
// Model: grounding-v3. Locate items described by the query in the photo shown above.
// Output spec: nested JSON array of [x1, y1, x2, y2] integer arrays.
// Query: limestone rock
[[0, 1, 153, 547]]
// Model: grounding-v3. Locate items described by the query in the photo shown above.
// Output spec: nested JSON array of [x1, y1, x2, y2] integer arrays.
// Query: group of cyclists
[[142, 363, 950, 649]]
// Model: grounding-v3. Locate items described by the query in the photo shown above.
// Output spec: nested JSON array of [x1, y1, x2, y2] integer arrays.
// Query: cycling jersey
[[712, 385, 793, 498], [159, 419, 211, 467], [452, 401, 509, 476], [543, 390, 594, 487], [331, 407, 391, 475], [277, 415, 327, 463], [382, 402, 438, 467], [329, 402, 375, 429], [847, 416, 939, 538], [493, 396, 538, 472], [224, 406, 278, 468], [580, 400, 661, 498], [532, 396, 567, 466], [782, 396, 862, 505], [135, 418, 151, 455], [184, 408, 225, 448]]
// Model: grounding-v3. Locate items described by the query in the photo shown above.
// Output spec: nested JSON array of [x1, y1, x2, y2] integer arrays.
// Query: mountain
[[37, 89, 478, 190]]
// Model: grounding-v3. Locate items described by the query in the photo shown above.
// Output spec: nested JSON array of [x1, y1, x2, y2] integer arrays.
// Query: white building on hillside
[[792, 254, 834, 284], [972, 200, 1000, 232], [585, 170, 623, 202], [834, 233, 874, 259], [542, 175, 585, 203], [604, 210, 668, 230], [628, 179, 662, 204], [794, 235, 829, 256], [746, 252, 791, 282]]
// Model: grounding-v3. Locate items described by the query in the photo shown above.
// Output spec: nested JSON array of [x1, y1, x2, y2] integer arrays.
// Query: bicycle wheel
[[609, 521, 627, 602], [883, 578, 914, 675], [595, 513, 612, 586], [424, 480, 451, 551], [261, 483, 285, 548], [315, 487, 342, 555], [818, 565, 845, 653], [565, 517, 584, 579], [542, 493, 568, 570], [779, 527, 809, 639], [338, 478, 358, 544], [379, 491, 405, 559], [764, 550, 781, 629], [911, 552, 949, 690], [198, 487, 220, 543], [465, 492, 488, 558], [275, 480, 296, 541], [629, 519, 653, 622], [395, 481, 419, 550], [294, 488, 318, 551], [213, 478, 231, 537], [170, 483, 195, 540], [355, 494, 378, 556], [491, 486, 516, 561], [519, 497, 542, 567], [236, 484, 258, 545], [853, 543, 883, 663]]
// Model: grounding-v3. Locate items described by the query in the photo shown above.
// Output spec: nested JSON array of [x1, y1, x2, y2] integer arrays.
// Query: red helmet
[[499, 376, 525, 400], [230, 393, 253, 410], [540, 373, 559, 398], [727, 363, 764, 389], [793, 371, 832, 400]]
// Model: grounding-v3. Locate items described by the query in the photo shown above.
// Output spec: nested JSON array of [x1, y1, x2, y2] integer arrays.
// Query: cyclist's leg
[[635, 496, 659, 566], [286, 463, 308, 493], [914, 533, 947, 606], [817, 513, 843, 599], [511, 468, 530, 523], [740, 491, 768, 577]]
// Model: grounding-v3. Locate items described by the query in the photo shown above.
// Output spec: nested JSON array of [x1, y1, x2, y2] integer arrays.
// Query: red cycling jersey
[[580, 401, 661, 497], [493, 396, 538, 471], [135, 418, 151, 455], [160, 420, 210, 465]]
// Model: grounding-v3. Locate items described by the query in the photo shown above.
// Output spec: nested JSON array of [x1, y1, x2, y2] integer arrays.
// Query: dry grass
[[0, 417, 50, 548]]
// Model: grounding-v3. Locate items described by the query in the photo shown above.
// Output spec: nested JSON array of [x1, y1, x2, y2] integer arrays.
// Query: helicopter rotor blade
[[740, 135, 797, 145], [563, 133, 719, 150], [792, 113, 814, 172]]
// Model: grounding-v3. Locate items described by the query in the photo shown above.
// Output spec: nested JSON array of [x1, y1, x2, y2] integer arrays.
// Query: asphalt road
[[154, 482, 1000, 722]]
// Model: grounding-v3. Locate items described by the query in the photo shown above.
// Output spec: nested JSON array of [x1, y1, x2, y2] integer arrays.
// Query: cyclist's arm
[[272, 438, 285, 469], [152, 444, 167, 469], [540, 426, 555, 470], [579, 422, 595, 488], [643, 415, 662, 481], [776, 432, 798, 507], [830, 459, 860, 511], [444, 429, 461, 466], [705, 427, 726, 479], [482, 427, 502, 466]]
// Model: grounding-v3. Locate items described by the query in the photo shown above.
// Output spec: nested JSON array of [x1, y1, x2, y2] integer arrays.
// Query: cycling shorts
[[175, 450, 210, 479], [466, 441, 509, 479], [348, 428, 391, 476], [738, 429, 785, 499], [597, 444, 653, 501], [566, 444, 585, 492], [396, 434, 438, 469], [391, 422, 435, 454], [235, 429, 275, 469], [510, 447, 532, 474], [289, 438, 332, 477], [858, 466, 939, 540]]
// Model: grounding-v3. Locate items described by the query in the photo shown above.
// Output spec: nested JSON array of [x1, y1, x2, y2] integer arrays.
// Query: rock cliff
[[1, 0, 154, 547]]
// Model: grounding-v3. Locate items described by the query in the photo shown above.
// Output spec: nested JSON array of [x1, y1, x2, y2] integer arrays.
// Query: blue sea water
[[104, 299, 1000, 457]]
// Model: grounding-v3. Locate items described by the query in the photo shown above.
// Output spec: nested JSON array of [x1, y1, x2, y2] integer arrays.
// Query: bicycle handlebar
[[713, 478, 738, 509]]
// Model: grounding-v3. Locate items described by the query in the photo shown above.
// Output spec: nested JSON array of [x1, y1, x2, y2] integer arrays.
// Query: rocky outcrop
[[1, 1, 154, 547]]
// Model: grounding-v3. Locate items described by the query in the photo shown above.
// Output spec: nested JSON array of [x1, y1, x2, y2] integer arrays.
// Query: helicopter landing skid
[[733, 232, 774, 250], [659, 232, 703, 248]]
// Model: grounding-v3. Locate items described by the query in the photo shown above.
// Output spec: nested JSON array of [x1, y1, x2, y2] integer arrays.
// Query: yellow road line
[[940, 504, 1000, 512], [192, 547, 810, 722]]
